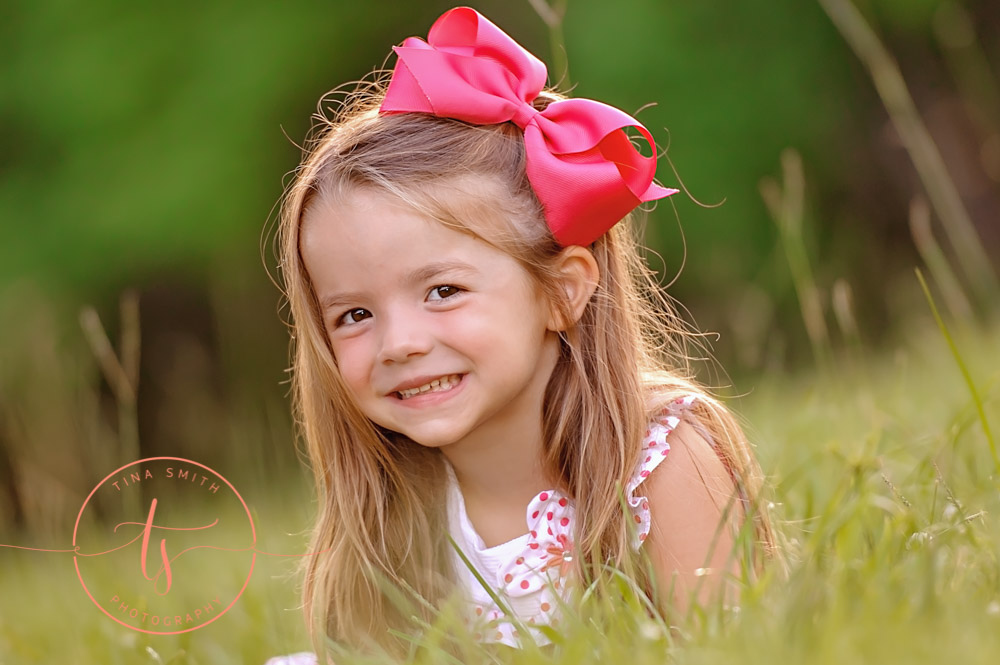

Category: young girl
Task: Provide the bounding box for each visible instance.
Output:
[269,6,773,662]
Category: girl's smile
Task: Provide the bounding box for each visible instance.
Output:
[299,186,562,454]
[391,373,466,401]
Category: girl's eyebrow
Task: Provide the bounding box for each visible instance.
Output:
[320,260,480,312]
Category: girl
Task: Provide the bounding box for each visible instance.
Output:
[270,6,773,662]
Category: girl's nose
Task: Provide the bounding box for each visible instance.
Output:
[376,310,432,364]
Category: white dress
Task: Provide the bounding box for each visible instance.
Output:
[445,395,694,647]
[265,395,697,661]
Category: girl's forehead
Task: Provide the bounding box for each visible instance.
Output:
[305,187,472,244]
[300,186,522,284]
[305,180,525,251]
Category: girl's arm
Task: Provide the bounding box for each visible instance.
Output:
[640,420,742,617]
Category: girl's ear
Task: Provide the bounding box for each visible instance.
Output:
[547,245,600,331]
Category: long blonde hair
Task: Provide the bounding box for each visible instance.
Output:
[275,76,774,658]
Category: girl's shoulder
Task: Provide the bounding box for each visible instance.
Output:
[627,393,717,548]
[628,391,748,607]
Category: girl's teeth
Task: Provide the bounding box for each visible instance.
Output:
[398,374,460,399]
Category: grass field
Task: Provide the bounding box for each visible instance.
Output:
[1,310,997,664]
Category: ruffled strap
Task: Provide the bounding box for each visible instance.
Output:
[627,394,699,548]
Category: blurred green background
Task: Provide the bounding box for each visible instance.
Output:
[4,0,998,367]
[1,0,999,661]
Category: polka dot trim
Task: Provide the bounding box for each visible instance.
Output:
[451,395,698,648]
[626,394,697,548]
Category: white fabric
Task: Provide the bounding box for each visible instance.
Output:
[446,395,695,647]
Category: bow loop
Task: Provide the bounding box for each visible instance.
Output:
[380,6,678,246]
[426,7,547,100]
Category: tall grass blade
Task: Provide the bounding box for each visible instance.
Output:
[915,268,998,473]
[909,197,973,322]
[818,0,999,312]
[527,0,571,88]
[760,149,833,371]
[446,535,538,650]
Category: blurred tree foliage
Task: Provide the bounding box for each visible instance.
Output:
[1,0,997,369]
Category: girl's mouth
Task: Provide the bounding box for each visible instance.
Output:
[396,374,464,400]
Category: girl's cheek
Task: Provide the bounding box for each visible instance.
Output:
[338,365,368,400]
[450,304,512,346]
[330,338,371,384]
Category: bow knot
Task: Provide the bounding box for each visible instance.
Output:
[511,102,541,130]
[380,7,678,246]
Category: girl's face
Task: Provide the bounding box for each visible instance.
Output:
[300,186,562,453]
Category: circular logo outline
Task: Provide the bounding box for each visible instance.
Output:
[73,456,257,634]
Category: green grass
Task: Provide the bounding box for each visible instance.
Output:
[0,476,315,664]
[2,317,998,664]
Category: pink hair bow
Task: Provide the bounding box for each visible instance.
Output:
[380,6,678,247]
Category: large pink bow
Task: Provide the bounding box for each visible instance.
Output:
[380,6,678,247]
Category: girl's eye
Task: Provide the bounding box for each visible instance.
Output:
[336,308,371,327]
[334,288,460,327]
[428,285,463,301]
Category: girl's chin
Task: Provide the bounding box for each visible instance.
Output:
[403,429,469,450]
[369,421,470,449]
